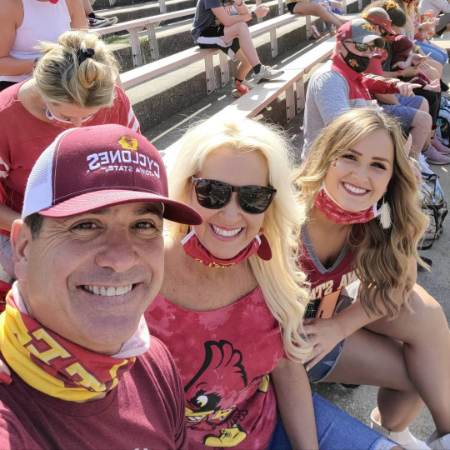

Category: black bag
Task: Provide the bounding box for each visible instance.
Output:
[418,173,448,250]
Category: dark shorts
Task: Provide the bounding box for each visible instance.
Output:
[196,26,240,60]
[306,281,360,383]
[287,2,297,13]
[0,81,16,92]
[380,94,423,133]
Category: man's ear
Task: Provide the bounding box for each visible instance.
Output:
[11,220,31,281]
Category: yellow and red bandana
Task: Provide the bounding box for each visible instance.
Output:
[0,288,146,402]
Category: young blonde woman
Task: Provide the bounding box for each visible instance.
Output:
[143,118,400,449]
[294,108,450,450]
[0,30,139,288]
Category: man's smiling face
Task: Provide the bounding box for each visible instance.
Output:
[12,202,165,355]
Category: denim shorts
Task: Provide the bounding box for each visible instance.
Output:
[306,281,360,383]
[381,94,423,133]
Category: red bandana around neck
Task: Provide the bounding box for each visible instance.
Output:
[314,184,378,225]
[181,229,271,268]
[0,286,150,401]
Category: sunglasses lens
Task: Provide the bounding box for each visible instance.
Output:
[239,187,275,214]
[195,180,231,209]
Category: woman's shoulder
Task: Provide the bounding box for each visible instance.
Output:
[0,0,22,29]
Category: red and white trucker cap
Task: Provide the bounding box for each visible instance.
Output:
[22,124,202,225]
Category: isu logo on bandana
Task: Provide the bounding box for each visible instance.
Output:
[118,136,138,151]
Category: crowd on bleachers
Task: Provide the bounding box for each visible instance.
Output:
[0,0,449,449]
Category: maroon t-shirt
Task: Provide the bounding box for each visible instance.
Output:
[299,227,357,318]
[145,287,283,449]
[0,337,186,450]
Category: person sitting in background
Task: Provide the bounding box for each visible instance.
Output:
[0,124,202,448]
[0,0,86,91]
[286,0,347,34]
[0,30,139,293]
[191,0,283,96]
[302,18,419,159]
[363,8,434,159]
[390,34,440,90]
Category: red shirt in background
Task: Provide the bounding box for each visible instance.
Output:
[0,337,186,450]
[0,82,140,236]
[145,287,284,449]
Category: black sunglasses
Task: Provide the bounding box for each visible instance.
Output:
[192,178,277,214]
[343,40,377,54]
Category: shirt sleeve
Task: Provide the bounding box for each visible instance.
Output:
[115,87,141,134]
[362,74,400,95]
[204,0,223,9]
[313,71,352,125]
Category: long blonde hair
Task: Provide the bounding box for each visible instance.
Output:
[35,30,118,108]
[168,117,312,361]
[293,109,428,318]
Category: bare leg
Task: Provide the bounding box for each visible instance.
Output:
[234,49,252,80]
[366,285,450,437]
[81,0,94,15]
[324,328,424,431]
[409,109,433,159]
[222,23,260,68]
[293,2,346,28]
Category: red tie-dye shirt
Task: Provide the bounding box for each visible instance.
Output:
[145,287,284,449]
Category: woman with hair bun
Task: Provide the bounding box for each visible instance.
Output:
[0,30,139,287]
[294,108,450,449]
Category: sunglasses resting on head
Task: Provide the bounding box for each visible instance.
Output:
[192,178,277,214]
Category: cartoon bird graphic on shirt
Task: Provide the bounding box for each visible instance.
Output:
[185,340,270,446]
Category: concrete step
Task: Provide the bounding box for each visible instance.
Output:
[128,0,366,135]
[128,16,315,133]
[105,0,284,72]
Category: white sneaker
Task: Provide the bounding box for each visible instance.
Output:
[370,409,431,450]
[418,152,435,176]
[427,431,450,449]
[252,65,284,83]
[241,79,256,90]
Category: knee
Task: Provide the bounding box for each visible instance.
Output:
[235,22,248,34]
[413,111,432,131]
[409,287,448,331]
[419,97,430,113]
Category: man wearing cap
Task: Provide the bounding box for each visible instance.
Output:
[363,8,434,160]
[0,124,202,449]
[302,18,419,158]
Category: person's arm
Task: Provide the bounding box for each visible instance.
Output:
[0,0,35,77]
[304,257,417,371]
[211,3,268,26]
[0,203,20,233]
[363,74,420,96]
[374,93,400,105]
[271,359,319,450]
[66,0,88,29]
[314,71,352,125]
[383,66,420,78]
[232,0,250,15]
